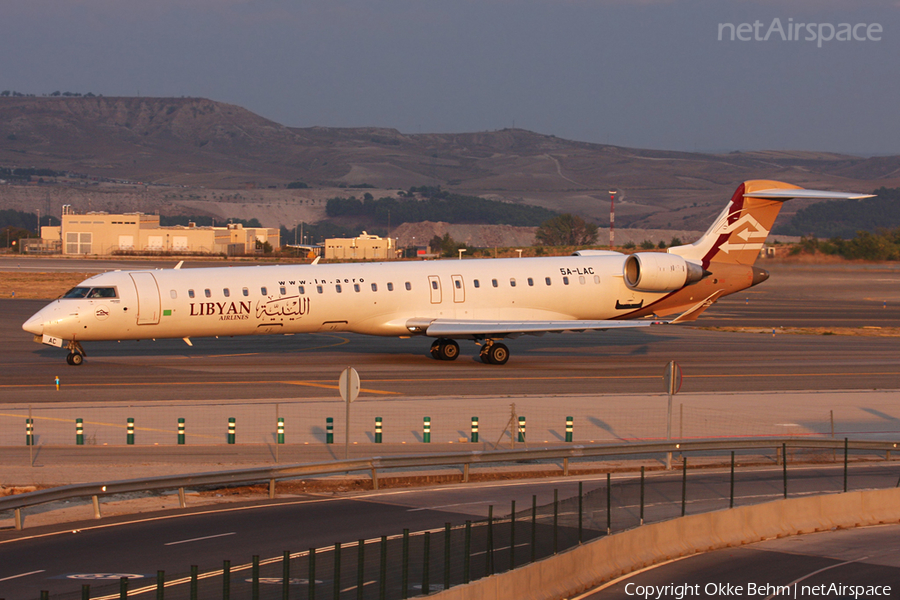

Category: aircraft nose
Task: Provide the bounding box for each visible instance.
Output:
[22,310,45,335]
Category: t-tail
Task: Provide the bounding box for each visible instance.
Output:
[669,180,873,268]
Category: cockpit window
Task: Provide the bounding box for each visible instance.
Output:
[63,287,117,299]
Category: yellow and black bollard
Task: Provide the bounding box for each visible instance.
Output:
[76,418,84,445]
[374,417,382,443]
[227,417,236,444]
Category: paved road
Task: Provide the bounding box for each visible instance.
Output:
[588,524,900,599]
[2,464,898,599]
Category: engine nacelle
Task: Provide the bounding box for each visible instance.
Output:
[623,253,705,292]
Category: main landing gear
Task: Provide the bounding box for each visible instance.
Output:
[428,338,510,365]
[65,341,86,366]
[430,339,460,361]
[479,340,509,365]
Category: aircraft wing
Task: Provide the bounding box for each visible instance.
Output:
[406,318,666,339]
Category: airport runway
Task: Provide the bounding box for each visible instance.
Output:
[4,261,900,403]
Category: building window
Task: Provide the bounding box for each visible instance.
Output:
[317,285,323,294]
[204,289,211,298]
[474,279,480,288]
[224,288,230,297]
[335,284,342,293]
[188,289,195,298]
[371,283,377,292]
[387,282,394,291]
[242,288,249,296]
[492,279,498,288]
[261,287,267,295]
[405,282,411,291]
[170,290,177,299]
[545,277,552,286]
[563,276,569,285]
[299,286,305,294]
[510,278,516,287]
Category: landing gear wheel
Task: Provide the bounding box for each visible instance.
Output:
[66,353,75,365]
[430,340,443,360]
[438,339,460,361]
[482,343,509,365]
[68,352,84,366]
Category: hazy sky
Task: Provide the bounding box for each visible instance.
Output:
[2,0,898,155]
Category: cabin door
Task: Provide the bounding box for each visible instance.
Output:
[428,275,442,304]
[129,272,161,325]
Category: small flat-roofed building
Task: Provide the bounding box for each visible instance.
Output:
[325,232,395,260]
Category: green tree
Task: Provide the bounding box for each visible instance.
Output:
[535,214,598,246]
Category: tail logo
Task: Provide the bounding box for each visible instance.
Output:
[715,212,769,255]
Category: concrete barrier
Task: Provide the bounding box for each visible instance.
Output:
[433,488,900,600]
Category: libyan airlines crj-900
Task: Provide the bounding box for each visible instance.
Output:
[23,180,872,366]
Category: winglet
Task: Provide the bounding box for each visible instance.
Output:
[174,261,184,270]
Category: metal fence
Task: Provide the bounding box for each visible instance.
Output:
[6,438,900,599]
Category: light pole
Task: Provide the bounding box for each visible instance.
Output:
[608,190,617,249]
[458,248,467,260]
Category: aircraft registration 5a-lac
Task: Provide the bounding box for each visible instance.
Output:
[23,180,871,366]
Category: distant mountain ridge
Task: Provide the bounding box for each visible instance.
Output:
[2,96,899,231]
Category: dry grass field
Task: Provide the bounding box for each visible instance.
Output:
[0,272,96,299]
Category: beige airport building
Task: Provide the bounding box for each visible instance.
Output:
[32,208,280,256]
[324,232,396,260]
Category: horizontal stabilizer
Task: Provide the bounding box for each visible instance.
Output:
[745,189,875,201]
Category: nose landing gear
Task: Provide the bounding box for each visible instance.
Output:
[65,341,86,366]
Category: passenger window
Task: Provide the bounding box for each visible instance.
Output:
[354,283,360,292]
[510,278,516,287]
[170,290,177,299]
[371,283,378,292]
[335,284,342,293]
[280,286,287,295]
[299,286,305,294]
[492,279,498,288]
[527,278,534,287]
[224,288,230,297]
[242,288,249,296]
[545,277,552,286]
[387,282,394,291]
[188,289,195,298]
[473,279,480,288]
[204,289,211,298]
[405,282,411,291]
[563,276,570,285]
[261,287,267,295]
[317,285,323,294]
[454,280,461,289]
[579,276,585,284]
[431,280,438,290]
[594,275,600,284]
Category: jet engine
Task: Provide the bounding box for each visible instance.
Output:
[623,253,705,292]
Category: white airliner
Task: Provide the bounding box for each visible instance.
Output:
[23,180,872,366]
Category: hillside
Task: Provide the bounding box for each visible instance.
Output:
[2,96,899,232]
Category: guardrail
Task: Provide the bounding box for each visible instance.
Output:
[2,437,897,531]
